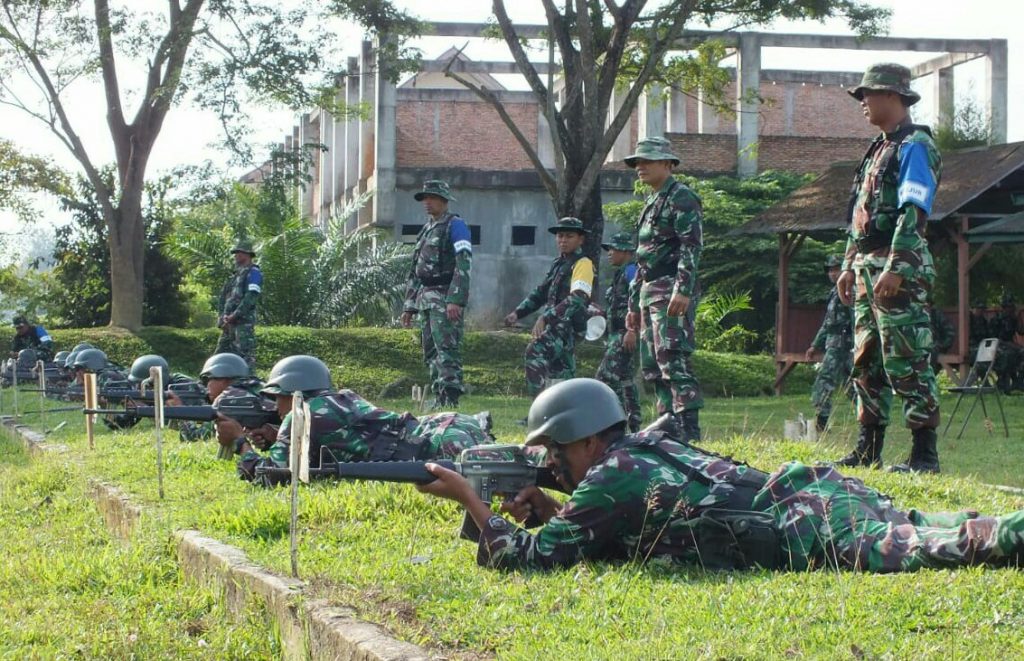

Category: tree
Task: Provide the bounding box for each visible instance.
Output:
[441,1,888,264]
[0,1,387,329]
[48,172,190,327]
[0,138,68,222]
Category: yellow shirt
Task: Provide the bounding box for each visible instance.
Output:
[570,257,594,297]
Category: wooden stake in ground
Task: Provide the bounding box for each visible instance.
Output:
[35,360,46,431]
[288,391,308,579]
[11,360,19,418]
[83,372,98,450]
[149,366,166,500]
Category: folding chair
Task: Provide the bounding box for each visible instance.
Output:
[943,338,1009,439]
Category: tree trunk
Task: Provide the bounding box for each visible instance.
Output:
[106,199,145,330]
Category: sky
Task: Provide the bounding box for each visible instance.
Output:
[1,0,1021,249]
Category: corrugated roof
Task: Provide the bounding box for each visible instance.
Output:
[965,210,1024,243]
[737,141,1024,235]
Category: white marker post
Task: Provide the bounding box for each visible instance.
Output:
[83,372,98,450]
[288,391,307,578]
[35,360,47,431]
[11,361,18,419]
[149,366,166,500]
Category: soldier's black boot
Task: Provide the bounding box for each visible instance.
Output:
[890,427,940,474]
[442,388,460,409]
[815,412,830,433]
[678,409,701,443]
[836,425,884,468]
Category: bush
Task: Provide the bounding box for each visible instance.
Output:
[0,326,813,397]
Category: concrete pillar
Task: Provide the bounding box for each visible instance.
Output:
[319,108,333,229]
[933,67,955,134]
[358,40,376,227]
[298,113,316,220]
[331,79,345,221]
[537,110,555,169]
[736,32,761,178]
[607,87,631,162]
[638,85,666,139]
[373,36,397,228]
[986,39,1008,144]
[344,58,359,232]
[666,88,687,133]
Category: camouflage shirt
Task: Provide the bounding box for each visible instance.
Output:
[219,263,263,324]
[476,431,762,570]
[238,390,488,479]
[11,325,54,361]
[811,288,853,352]
[605,263,637,333]
[514,249,594,327]
[403,212,472,312]
[842,122,942,286]
[990,309,1021,343]
[629,177,703,311]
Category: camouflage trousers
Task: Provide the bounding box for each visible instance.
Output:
[524,323,576,397]
[993,343,1023,390]
[596,331,641,432]
[852,264,939,429]
[414,411,492,459]
[755,462,1024,572]
[811,345,853,420]
[640,300,703,415]
[419,308,464,397]
[216,323,256,370]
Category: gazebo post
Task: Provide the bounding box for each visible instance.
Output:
[775,232,791,395]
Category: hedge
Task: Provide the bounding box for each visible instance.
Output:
[0,326,814,397]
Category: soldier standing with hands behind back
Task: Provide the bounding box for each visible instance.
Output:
[831,63,943,473]
[624,137,704,442]
[217,241,263,370]
[805,255,853,433]
[401,180,472,409]
[595,232,641,433]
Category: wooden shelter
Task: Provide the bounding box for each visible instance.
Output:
[735,141,1024,393]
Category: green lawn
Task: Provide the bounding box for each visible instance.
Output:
[4,389,1024,659]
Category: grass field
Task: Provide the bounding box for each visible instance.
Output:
[4,389,1024,659]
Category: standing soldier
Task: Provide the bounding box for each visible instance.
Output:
[217,241,262,370]
[623,137,704,442]
[990,294,1023,392]
[10,315,54,361]
[595,232,641,432]
[832,63,943,473]
[927,304,955,374]
[805,255,853,434]
[504,218,594,397]
[401,180,472,408]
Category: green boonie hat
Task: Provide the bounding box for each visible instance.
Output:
[231,240,257,257]
[848,62,920,106]
[624,136,680,168]
[601,231,637,252]
[12,315,28,326]
[825,254,843,269]
[414,180,455,202]
[548,217,588,235]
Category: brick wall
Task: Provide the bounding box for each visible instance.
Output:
[396,99,539,170]
[667,133,867,176]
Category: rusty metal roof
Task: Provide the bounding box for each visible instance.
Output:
[737,141,1024,235]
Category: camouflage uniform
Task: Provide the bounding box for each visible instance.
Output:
[475,431,1024,571]
[11,320,54,362]
[595,233,641,432]
[990,301,1022,392]
[843,120,942,431]
[629,174,704,417]
[810,285,853,426]
[512,218,594,396]
[237,389,490,481]
[928,307,955,372]
[217,257,262,370]
[403,181,472,405]
[178,377,266,444]
[969,305,991,349]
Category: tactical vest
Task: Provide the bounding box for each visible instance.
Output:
[846,123,933,253]
[546,251,591,335]
[606,266,634,333]
[222,263,261,320]
[638,178,683,282]
[411,213,459,287]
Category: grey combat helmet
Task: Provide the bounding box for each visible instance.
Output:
[72,348,109,373]
[53,350,70,365]
[525,378,627,446]
[64,350,81,369]
[200,353,250,381]
[129,354,170,384]
[260,355,332,396]
[71,342,94,353]
[16,349,37,367]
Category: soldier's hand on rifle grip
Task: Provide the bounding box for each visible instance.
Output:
[248,423,278,451]
[401,311,414,328]
[165,392,183,407]
[215,415,244,447]
[667,293,690,317]
[836,270,856,306]
[500,486,559,525]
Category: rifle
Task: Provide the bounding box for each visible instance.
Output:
[97,380,208,406]
[84,393,278,430]
[255,444,567,540]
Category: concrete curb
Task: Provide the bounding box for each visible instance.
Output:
[2,417,436,661]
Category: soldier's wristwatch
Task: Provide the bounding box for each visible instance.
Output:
[487,515,511,532]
